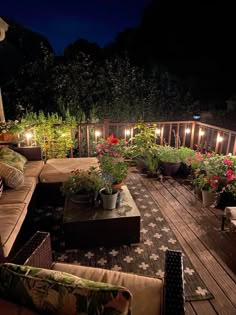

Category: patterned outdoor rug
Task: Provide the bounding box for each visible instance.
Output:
[32,179,214,302]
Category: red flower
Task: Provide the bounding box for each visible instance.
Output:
[109,134,119,144]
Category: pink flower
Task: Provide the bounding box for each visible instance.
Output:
[224,158,233,165]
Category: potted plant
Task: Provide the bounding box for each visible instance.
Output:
[61,166,104,204]
[98,155,128,189]
[198,174,220,206]
[100,182,118,210]
[128,122,159,172]
[95,134,126,160]
[158,145,181,176]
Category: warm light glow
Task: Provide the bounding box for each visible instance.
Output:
[95,130,101,137]
[199,130,205,136]
[185,128,191,134]
[125,129,131,136]
[25,132,33,146]
[217,135,223,142]
[155,128,161,135]
[25,132,33,140]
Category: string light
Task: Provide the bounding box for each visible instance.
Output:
[95,130,101,142]
[125,129,131,136]
[217,135,223,142]
[185,128,191,134]
[199,129,205,136]
[25,132,33,146]
[155,128,161,135]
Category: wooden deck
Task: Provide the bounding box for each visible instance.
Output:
[128,169,236,315]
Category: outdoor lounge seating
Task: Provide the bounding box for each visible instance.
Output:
[222,207,236,231]
[0,231,185,315]
[0,147,99,261]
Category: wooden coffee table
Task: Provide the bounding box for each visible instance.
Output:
[63,185,141,248]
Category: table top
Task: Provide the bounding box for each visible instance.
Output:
[63,185,140,224]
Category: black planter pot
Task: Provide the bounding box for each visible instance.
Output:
[160,161,181,176]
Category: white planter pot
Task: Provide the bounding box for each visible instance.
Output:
[100,189,118,210]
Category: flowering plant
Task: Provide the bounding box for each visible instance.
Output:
[197,174,220,193]
[95,134,126,158]
[0,120,21,135]
[61,166,104,196]
[187,151,204,170]
[99,155,128,184]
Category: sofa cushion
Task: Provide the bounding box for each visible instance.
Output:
[0,161,24,188]
[0,147,27,172]
[39,157,99,183]
[24,160,45,182]
[0,263,132,315]
[54,262,163,315]
[0,203,27,257]
[0,176,36,205]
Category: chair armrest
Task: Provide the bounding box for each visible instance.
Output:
[164,250,185,315]
[13,146,42,161]
[11,231,52,269]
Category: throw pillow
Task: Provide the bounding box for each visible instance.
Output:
[0,147,27,172]
[0,263,132,315]
[0,176,3,198]
[0,162,24,188]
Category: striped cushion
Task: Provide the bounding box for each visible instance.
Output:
[0,162,24,188]
[0,176,3,198]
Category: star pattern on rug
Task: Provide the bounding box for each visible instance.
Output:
[35,178,213,301]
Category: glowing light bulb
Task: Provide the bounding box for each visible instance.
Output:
[217,135,223,142]
[125,129,131,136]
[155,128,161,135]
[185,128,191,134]
[95,130,101,137]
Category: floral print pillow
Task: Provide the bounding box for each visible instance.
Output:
[0,147,27,172]
[0,263,132,315]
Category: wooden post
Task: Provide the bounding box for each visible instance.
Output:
[190,122,195,149]
[226,133,231,155]
[104,119,110,139]
[182,124,187,147]
[233,137,236,155]
[0,88,5,122]
[168,124,172,145]
[86,125,90,157]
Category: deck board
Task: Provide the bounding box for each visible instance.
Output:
[129,170,236,315]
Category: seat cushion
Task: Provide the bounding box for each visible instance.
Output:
[39,157,99,183]
[54,262,163,315]
[0,263,132,315]
[24,161,44,182]
[0,177,36,205]
[0,203,27,257]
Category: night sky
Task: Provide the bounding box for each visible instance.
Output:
[2,0,151,54]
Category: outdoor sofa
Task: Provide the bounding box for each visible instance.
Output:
[0,146,99,261]
[0,232,185,315]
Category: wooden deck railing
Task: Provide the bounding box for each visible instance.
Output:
[76,120,236,157]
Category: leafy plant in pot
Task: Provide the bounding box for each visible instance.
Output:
[158,145,181,176]
[98,155,128,189]
[61,166,104,204]
[128,122,159,172]
[100,182,118,210]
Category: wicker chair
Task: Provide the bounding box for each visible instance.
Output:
[10,231,185,315]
